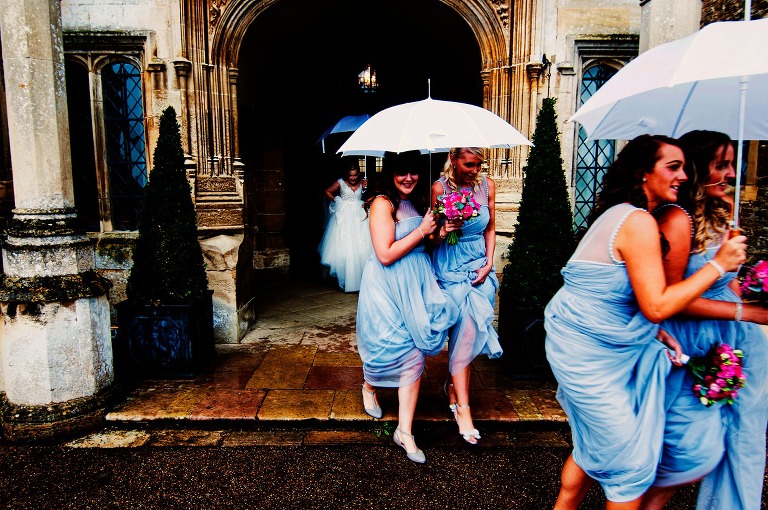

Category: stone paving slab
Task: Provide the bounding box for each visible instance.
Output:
[104,280,568,433]
[63,427,571,449]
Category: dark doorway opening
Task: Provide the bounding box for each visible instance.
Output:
[237,0,482,281]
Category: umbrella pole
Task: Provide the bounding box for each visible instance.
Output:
[732,77,748,231]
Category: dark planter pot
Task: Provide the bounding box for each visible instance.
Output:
[114,291,215,379]
[497,299,553,380]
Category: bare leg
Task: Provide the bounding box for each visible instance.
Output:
[605,499,641,510]
[640,486,679,510]
[393,378,425,462]
[451,365,477,435]
[397,378,420,440]
[554,454,594,510]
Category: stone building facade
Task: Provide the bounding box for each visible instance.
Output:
[0,0,764,439]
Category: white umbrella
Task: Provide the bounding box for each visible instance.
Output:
[317,114,370,153]
[337,97,532,157]
[569,18,768,227]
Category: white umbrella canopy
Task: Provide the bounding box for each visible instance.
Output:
[569,18,768,226]
[337,97,532,157]
[570,18,768,141]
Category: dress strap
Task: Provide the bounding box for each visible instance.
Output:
[609,206,646,265]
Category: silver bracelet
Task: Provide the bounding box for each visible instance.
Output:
[707,259,726,278]
[735,301,743,322]
[417,227,425,239]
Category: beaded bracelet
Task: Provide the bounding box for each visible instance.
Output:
[707,259,726,278]
[417,227,425,239]
[735,301,743,322]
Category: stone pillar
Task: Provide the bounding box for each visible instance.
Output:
[639,0,702,53]
[0,0,114,441]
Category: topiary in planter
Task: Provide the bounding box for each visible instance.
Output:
[126,106,208,304]
[116,106,213,378]
[499,98,575,378]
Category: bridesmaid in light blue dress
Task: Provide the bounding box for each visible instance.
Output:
[544,135,748,509]
[357,151,458,464]
[431,147,503,445]
[646,131,768,510]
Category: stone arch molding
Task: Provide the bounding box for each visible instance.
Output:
[210,0,508,73]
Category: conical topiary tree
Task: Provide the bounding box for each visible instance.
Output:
[501,97,574,309]
[126,106,208,304]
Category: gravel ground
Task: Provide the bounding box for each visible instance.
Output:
[0,442,708,509]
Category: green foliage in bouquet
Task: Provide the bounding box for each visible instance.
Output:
[500,98,575,309]
[126,106,208,304]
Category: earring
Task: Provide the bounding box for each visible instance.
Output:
[642,178,647,182]
[452,164,456,170]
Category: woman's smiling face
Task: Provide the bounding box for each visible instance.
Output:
[703,143,735,199]
[642,142,687,210]
[394,170,419,199]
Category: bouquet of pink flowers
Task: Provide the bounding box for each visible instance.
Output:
[682,343,746,407]
[433,190,482,245]
[740,260,768,305]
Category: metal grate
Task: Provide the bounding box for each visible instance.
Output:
[573,64,617,231]
[103,62,146,231]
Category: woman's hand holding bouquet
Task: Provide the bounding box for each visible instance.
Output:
[433,190,482,245]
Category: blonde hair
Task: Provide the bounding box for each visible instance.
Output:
[442,147,485,192]
[678,131,734,253]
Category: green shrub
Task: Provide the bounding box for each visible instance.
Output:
[126,106,208,304]
[500,98,575,309]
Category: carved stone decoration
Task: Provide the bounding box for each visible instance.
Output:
[490,0,509,29]
[210,0,229,27]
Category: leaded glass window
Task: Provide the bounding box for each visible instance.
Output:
[102,62,146,231]
[573,64,617,231]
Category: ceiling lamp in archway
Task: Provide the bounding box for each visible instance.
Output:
[358,64,378,93]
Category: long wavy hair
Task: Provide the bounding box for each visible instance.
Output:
[441,147,485,193]
[678,130,734,253]
[363,151,428,217]
[587,134,687,227]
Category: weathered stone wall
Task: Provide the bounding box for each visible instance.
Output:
[701,0,768,24]
[740,142,768,264]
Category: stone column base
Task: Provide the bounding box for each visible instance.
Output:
[0,385,121,443]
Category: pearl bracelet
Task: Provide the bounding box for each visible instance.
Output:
[707,259,726,278]
[417,227,425,239]
[735,301,743,322]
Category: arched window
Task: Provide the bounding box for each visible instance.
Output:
[65,60,100,231]
[102,62,146,231]
[65,53,147,232]
[573,64,617,231]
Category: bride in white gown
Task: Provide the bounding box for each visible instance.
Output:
[318,161,372,292]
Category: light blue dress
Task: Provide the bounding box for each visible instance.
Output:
[545,203,672,502]
[654,227,768,510]
[432,176,502,374]
[357,200,459,387]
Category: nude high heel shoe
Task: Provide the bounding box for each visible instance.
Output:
[361,384,382,419]
[393,428,426,464]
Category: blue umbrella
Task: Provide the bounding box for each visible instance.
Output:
[318,114,371,153]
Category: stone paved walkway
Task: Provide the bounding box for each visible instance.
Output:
[104,278,566,432]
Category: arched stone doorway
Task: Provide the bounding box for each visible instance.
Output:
[210,0,509,286]
[236,0,485,279]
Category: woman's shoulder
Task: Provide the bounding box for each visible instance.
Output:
[371,194,394,209]
[653,203,693,232]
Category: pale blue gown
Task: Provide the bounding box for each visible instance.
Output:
[357,199,459,387]
[545,203,673,502]
[432,176,502,374]
[654,221,768,510]
[318,178,372,292]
